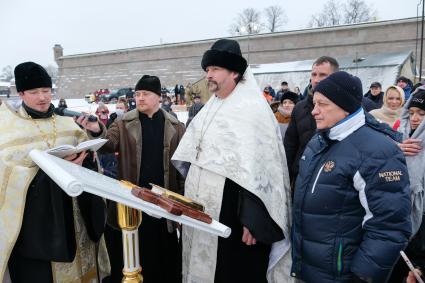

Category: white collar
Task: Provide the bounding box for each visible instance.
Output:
[329,108,365,141]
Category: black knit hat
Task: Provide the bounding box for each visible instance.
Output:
[135,75,161,96]
[201,39,247,75]
[14,62,52,92]
[408,90,425,111]
[280,91,299,104]
[314,71,363,114]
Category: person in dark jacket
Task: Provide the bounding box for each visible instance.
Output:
[179,84,185,104]
[58,97,68,108]
[161,96,178,119]
[267,84,276,99]
[186,95,204,127]
[362,81,384,112]
[99,98,129,181]
[274,81,289,102]
[284,56,339,189]
[397,76,414,100]
[291,71,412,283]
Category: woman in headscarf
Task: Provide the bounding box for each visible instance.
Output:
[390,90,425,282]
[369,85,405,127]
[274,91,299,138]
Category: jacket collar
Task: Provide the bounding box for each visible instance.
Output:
[122,108,180,125]
[328,108,365,141]
[326,107,403,142]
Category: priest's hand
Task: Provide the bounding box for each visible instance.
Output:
[242,226,257,245]
[64,151,88,166]
[407,269,423,283]
[75,114,101,134]
[399,138,422,156]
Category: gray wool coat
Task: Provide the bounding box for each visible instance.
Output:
[399,96,425,236]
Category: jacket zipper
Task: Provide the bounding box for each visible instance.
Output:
[311,164,325,193]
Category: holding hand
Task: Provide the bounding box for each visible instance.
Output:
[64,151,88,166]
[406,269,423,283]
[399,138,422,156]
[75,114,101,134]
[242,226,257,245]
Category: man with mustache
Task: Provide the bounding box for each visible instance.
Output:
[172,39,294,283]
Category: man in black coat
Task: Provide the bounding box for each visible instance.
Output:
[362,81,384,112]
[284,56,339,189]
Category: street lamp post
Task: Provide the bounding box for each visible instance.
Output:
[240,22,258,63]
[353,52,366,76]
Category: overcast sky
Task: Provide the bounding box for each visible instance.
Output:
[0,0,421,70]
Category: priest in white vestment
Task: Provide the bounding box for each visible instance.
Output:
[172,39,294,283]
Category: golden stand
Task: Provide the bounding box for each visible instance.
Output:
[117,203,143,283]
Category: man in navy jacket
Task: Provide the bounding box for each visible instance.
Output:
[291,71,412,283]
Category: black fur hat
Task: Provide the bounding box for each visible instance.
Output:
[135,75,161,96]
[14,62,52,92]
[201,39,247,75]
[280,91,299,104]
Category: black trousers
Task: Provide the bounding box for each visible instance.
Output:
[8,249,53,283]
[215,180,271,283]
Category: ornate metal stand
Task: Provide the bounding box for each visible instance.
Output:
[117,203,143,283]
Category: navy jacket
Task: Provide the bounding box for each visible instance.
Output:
[291,109,411,283]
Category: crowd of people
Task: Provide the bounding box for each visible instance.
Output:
[0,38,424,283]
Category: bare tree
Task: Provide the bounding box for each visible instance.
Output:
[343,0,373,24]
[309,0,375,28]
[264,5,287,32]
[229,8,262,35]
[309,0,342,28]
[44,64,58,83]
[0,65,13,81]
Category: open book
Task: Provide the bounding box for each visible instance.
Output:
[45,138,108,158]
